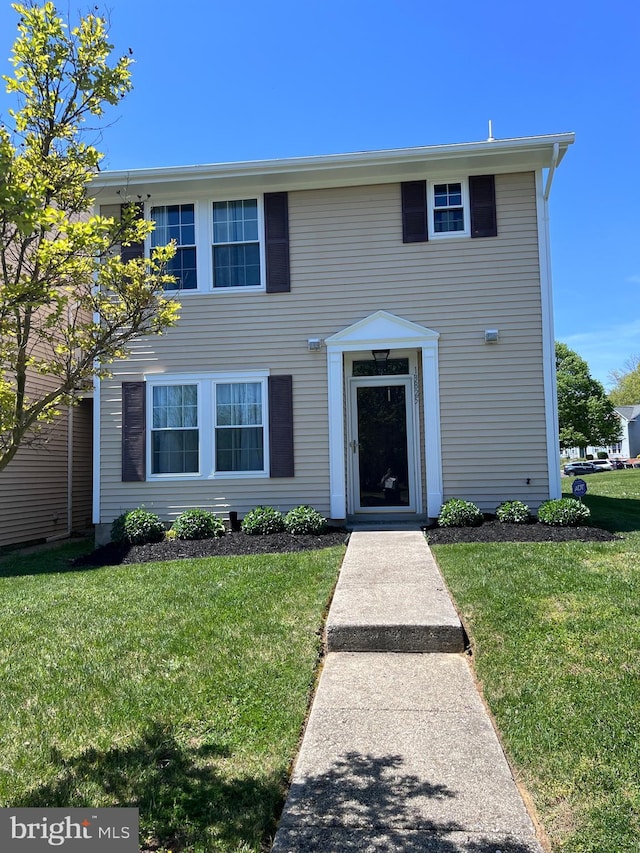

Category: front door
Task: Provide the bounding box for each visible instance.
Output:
[349,377,416,513]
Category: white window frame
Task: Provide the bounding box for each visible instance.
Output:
[213,378,268,475]
[148,380,202,478]
[210,195,266,293]
[149,201,199,292]
[145,196,266,294]
[427,178,470,239]
[145,372,270,481]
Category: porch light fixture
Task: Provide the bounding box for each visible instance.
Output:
[484,329,499,344]
[372,349,390,374]
[307,338,322,351]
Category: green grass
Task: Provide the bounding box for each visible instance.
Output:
[0,541,345,852]
[432,471,640,853]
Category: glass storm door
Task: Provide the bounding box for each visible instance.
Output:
[350,378,416,513]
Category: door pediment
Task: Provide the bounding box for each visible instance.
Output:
[325,311,439,351]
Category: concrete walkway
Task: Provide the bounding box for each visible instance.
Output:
[271,528,545,853]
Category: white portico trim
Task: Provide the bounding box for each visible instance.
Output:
[325,311,443,519]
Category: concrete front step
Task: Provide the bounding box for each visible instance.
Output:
[325,530,466,653]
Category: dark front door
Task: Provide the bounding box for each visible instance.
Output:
[351,378,415,512]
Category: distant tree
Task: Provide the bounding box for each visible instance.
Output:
[556,342,621,453]
[609,355,640,406]
[0,3,180,472]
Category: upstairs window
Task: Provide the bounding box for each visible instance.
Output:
[151,204,197,290]
[428,180,469,237]
[212,199,261,288]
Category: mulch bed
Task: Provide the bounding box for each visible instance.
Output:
[73,518,619,568]
[424,517,619,545]
[73,528,350,568]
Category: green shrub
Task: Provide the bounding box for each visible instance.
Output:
[284,505,327,535]
[597,451,609,459]
[121,508,165,545]
[110,512,128,544]
[172,509,225,540]
[438,498,483,528]
[537,498,591,526]
[496,500,530,524]
[241,506,285,535]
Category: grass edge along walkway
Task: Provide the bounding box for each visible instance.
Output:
[0,541,346,853]
[432,471,640,853]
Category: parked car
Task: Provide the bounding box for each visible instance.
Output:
[591,459,614,471]
[563,461,598,475]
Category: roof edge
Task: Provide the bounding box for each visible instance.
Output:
[92,133,575,187]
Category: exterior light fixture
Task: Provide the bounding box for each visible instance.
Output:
[484,329,499,344]
[307,338,322,351]
[372,349,390,374]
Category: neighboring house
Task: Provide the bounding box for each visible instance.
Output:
[565,406,640,460]
[615,406,640,458]
[91,133,574,543]
[0,393,93,550]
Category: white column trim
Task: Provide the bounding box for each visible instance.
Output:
[327,350,346,518]
[422,345,444,517]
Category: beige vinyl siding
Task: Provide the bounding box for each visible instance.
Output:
[99,171,548,521]
[0,404,69,548]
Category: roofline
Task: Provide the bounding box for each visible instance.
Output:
[92,133,575,188]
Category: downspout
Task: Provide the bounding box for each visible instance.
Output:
[543,142,560,201]
[537,151,562,499]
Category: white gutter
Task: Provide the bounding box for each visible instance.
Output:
[93,133,576,188]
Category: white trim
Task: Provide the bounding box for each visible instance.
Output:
[92,134,576,197]
[92,374,101,524]
[148,200,200,293]
[427,177,470,239]
[210,194,266,293]
[325,311,442,519]
[327,350,346,518]
[144,195,268,294]
[145,373,270,481]
[536,168,562,499]
[422,346,444,517]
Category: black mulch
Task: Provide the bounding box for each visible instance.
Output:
[73,528,350,568]
[424,516,619,545]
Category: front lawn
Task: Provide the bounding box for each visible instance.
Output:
[432,471,640,853]
[0,542,345,852]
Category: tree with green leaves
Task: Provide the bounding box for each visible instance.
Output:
[0,2,179,472]
[556,342,621,453]
[609,355,640,406]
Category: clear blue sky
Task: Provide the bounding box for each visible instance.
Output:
[1,0,638,388]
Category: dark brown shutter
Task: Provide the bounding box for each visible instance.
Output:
[469,175,497,238]
[265,192,290,293]
[269,375,294,477]
[120,203,145,261]
[401,181,428,243]
[122,381,146,481]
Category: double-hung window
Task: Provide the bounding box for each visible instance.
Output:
[427,179,469,238]
[215,382,265,472]
[151,384,199,474]
[212,199,261,288]
[151,203,197,290]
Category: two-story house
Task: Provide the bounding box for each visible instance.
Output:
[91,133,573,543]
